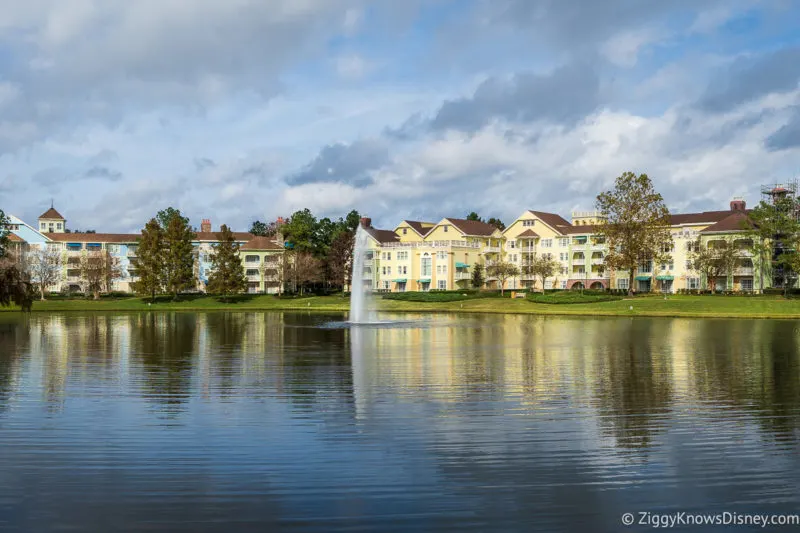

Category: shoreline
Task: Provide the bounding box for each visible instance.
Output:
[3,294,800,319]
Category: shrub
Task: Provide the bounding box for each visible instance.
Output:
[526,291,622,305]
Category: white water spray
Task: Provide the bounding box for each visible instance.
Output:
[349,226,374,324]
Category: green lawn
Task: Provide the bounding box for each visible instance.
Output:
[4,293,800,318]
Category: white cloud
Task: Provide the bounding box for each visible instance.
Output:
[334,54,372,79]
[600,28,663,68]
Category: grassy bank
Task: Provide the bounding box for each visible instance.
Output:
[4,293,800,318]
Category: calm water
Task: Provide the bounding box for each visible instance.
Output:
[1,312,799,532]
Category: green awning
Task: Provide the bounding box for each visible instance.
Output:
[656,275,674,281]
[635,275,651,281]
[392,279,407,283]
[455,262,469,268]
[417,279,431,283]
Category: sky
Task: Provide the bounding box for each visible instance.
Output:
[1,0,800,233]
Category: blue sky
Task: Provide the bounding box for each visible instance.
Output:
[1,0,800,232]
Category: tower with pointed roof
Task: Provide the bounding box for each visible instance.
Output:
[38,203,66,233]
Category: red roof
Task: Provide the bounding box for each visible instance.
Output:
[516,229,540,238]
[526,211,572,233]
[562,225,601,235]
[7,233,24,243]
[194,231,254,242]
[699,212,754,233]
[39,207,65,220]
[445,218,499,236]
[365,228,400,244]
[669,210,735,225]
[239,236,284,251]
[403,220,435,237]
[46,232,139,243]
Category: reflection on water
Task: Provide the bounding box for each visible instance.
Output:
[0,312,799,532]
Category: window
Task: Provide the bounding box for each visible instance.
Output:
[559,238,569,247]
[685,260,693,270]
[661,241,675,253]
[107,245,120,254]
[741,279,753,291]
[383,281,390,290]
[387,266,392,275]
[443,225,448,233]
[560,280,567,289]
[57,223,62,230]
[382,267,386,275]
[618,278,629,290]
[397,251,408,260]
[559,252,568,261]
[508,241,516,249]
[639,261,652,273]
[421,253,432,277]
[40,223,45,230]
[541,239,553,248]
[544,280,554,289]
[245,255,260,263]
[401,266,407,275]
[437,251,447,260]
[560,267,568,275]
[438,280,447,290]
[510,254,517,262]
[687,277,700,290]
[246,269,259,276]
[542,253,552,260]
[523,220,536,227]
[686,241,698,253]
[402,228,407,235]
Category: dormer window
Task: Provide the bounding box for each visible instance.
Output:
[402,228,407,235]
[443,226,448,233]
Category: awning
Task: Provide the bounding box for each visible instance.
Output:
[635,275,651,281]
[392,279,407,283]
[656,275,674,281]
[417,279,431,283]
[455,262,469,268]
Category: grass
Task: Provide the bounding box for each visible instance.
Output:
[526,290,623,304]
[4,293,800,319]
[382,290,498,302]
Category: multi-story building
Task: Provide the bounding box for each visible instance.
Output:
[4,208,285,295]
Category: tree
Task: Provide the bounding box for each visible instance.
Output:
[595,172,671,296]
[80,251,106,300]
[487,217,506,231]
[132,219,165,302]
[327,230,355,290]
[690,239,738,293]
[0,209,33,310]
[207,225,247,301]
[471,263,485,289]
[250,220,280,237]
[528,255,559,292]
[748,195,800,295]
[486,261,520,295]
[261,254,284,295]
[162,213,196,299]
[282,209,317,253]
[29,246,63,300]
[466,212,481,221]
[102,250,125,293]
[157,207,190,231]
[292,252,321,296]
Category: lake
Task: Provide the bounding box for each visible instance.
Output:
[0,312,799,532]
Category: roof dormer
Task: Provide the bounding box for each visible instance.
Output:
[38,205,66,234]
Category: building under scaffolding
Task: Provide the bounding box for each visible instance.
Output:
[761,180,800,289]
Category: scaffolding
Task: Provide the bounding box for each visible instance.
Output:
[761,179,800,289]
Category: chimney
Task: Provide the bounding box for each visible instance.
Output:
[276,217,285,226]
[360,217,372,228]
[201,219,211,233]
[730,198,746,212]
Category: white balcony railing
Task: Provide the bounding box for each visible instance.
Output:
[381,240,481,249]
[572,259,585,265]
[247,275,261,281]
[483,246,501,254]
[455,272,471,280]
[735,267,754,276]
[571,244,587,251]
[592,258,605,264]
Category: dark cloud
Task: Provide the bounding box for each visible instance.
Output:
[697,46,800,113]
[765,106,800,151]
[193,158,216,171]
[430,63,600,133]
[286,139,389,187]
[85,166,123,181]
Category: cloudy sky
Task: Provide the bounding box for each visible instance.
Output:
[2,0,800,232]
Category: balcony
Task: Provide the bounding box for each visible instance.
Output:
[735,267,754,276]
[483,246,501,254]
[247,275,261,282]
[572,259,585,265]
[592,257,605,265]
[455,271,471,280]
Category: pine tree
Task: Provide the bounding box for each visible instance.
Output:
[132,219,164,302]
[471,263,485,289]
[207,225,247,301]
[163,214,196,300]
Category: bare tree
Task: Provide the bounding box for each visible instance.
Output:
[80,251,106,299]
[292,252,321,296]
[29,246,63,300]
[102,250,125,293]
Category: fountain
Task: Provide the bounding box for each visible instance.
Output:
[349,225,374,324]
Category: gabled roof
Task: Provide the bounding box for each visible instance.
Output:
[562,225,600,235]
[670,210,735,226]
[699,212,754,234]
[444,218,499,236]
[240,236,284,251]
[516,229,540,238]
[365,228,400,244]
[7,233,24,243]
[526,211,573,234]
[45,232,140,243]
[39,207,65,220]
[401,220,435,237]
[193,231,254,242]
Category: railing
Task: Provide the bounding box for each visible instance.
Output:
[572,259,585,265]
[571,244,587,251]
[362,272,373,279]
[735,267,754,276]
[455,272,471,280]
[381,240,482,249]
[592,258,605,264]
[483,246,501,253]
[247,275,261,282]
